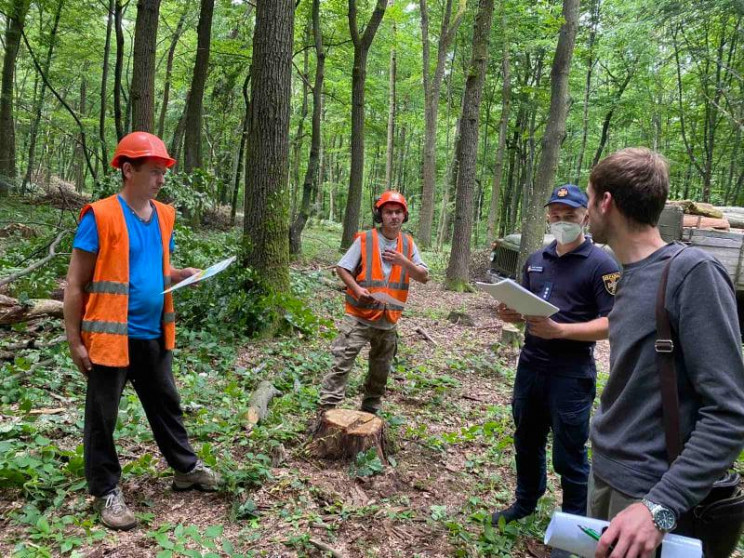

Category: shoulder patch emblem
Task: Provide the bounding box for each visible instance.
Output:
[527,265,543,273]
[557,187,569,198]
[602,272,621,296]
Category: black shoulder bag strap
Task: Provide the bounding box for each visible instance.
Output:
[655,247,686,464]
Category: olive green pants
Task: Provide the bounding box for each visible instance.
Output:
[587,471,639,520]
[319,318,398,413]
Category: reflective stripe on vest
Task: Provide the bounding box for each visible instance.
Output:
[81,320,128,335]
[85,281,129,295]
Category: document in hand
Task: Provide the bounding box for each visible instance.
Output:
[370,291,404,307]
[163,255,237,294]
[476,279,559,317]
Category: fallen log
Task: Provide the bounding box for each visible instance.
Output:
[414,326,436,345]
[0,229,70,288]
[0,295,64,325]
[311,409,386,462]
[308,538,344,558]
[242,380,280,431]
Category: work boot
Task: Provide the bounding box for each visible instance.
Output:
[94,487,137,531]
[172,460,221,492]
[490,502,534,526]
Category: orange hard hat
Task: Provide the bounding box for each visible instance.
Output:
[375,191,408,213]
[110,131,176,169]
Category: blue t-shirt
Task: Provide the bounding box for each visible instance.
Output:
[73,195,175,340]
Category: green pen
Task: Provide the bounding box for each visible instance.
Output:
[579,525,601,541]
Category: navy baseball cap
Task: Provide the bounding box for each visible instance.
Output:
[544,183,588,208]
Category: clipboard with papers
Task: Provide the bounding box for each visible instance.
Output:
[476,279,559,317]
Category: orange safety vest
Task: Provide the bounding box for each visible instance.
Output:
[345,229,414,324]
[78,194,176,367]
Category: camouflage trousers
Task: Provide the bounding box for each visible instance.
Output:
[319,318,398,413]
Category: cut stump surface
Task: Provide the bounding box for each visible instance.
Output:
[311,409,387,462]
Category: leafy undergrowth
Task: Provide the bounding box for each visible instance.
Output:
[3,199,739,557]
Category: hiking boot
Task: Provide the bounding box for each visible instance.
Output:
[94,487,137,531]
[172,460,221,492]
[490,502,534,526]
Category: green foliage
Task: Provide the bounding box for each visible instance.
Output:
[348,448,385,478]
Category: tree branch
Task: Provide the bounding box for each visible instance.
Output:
[0,230,70,288]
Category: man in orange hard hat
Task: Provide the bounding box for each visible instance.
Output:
[63,132,220,531]
[319,191,429,414]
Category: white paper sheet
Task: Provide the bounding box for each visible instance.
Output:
[370,291,404,307]
[544,511,702,558]
[476,279,559,317]
[162,255,236,294]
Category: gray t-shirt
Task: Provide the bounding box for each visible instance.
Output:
[337,231,427,330]
[590,243,744,517]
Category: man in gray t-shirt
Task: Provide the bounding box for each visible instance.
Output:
[319,191,428,414]
[586,148,744,557]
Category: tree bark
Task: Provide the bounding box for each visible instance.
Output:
[183,0,213,172]
[444,0,495,291]
[231,71,250,226]
[418,0,467,248]
[574,0,600,184]
[0,0,31,186]
[487,8,510,241]
[340,0,388,250]
[130,0,161,132]
[157,8,188,139]
[291,25,310,218]
[517,0,579,273]
[242,0,294,292]
[22,0,64,194]
[385,25,396,189]
[113,0,126,140]
[99,0,115,169]
[290,0,325,255]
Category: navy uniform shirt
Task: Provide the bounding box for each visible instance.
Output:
[519,238,620,378]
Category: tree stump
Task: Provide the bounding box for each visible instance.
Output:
[500,323,522,349]
[311,409,386,462]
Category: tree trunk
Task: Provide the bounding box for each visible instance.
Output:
[75,77,88,192]
[99,0,114,170]
[517,0,579,273]
[130,0,161,132]
[591,69,633,166]
[444,0,496,291]
[574,0,600,184]
[487,13,510,241]
[340,0,388,249]
[157,9,188,139]
[385,26,396,189]
[242,0,294,293]
[114,0,126,140]
[418,0,467,249]
[183,0,213,172]
[231,71,251,227]
[290,0,325,256]
[291,26,310,218]
[0,0,30,186]
[22,0,64,194]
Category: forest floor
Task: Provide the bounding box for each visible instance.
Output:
[0,193,730,558]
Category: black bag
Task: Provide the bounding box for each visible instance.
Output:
[656,251,744,557]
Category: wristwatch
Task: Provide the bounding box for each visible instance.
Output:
[641,498,677,532]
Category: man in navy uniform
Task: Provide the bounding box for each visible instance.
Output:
[491,185,620,549]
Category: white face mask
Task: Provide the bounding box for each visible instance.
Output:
[550,221,583,244]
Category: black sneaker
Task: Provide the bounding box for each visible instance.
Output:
[490,502,534,526]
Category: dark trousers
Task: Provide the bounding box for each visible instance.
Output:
[83,338,197,497]
[511,361,595,515]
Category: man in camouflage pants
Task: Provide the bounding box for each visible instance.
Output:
[320,191,429,414]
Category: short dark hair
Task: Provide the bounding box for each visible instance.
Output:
[589,147,669,227]
[118,156,146,180]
